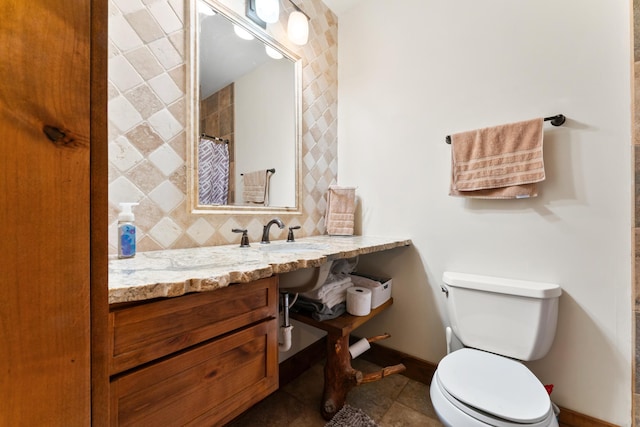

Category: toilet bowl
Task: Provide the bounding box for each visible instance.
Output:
[431,272,562,427]
[430,348,558,427]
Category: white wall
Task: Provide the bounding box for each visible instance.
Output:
[336,0,632,424]
[235,59,296,207]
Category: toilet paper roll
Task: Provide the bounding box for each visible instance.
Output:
[349,337,371,359]
[346,287,372,316]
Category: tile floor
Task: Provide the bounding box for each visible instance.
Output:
[227,358,444,427]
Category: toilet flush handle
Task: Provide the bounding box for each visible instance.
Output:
[440,286,449,297]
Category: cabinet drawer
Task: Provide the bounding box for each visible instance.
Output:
[109,276,277,375]
[110,319,278,427]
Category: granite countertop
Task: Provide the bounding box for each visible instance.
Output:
[108,235,411,304]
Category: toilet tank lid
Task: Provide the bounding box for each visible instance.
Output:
[443,272,561,299]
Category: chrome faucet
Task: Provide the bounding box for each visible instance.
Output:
[261,218,285,244]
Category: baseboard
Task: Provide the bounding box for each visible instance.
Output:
[556,407,620,427]
[279,337,618,427]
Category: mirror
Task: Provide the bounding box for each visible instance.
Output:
[188,0,302,213]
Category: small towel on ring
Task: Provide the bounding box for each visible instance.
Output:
[325,185,356,235]
[449,118,545,199]
[242,169,271,205]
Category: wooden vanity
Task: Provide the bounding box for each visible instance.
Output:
[108,277,278,426]
[107,235,410,425]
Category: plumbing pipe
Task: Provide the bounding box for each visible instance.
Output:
[279,292,294,352]
[279,325,293,352]
[282,292,290,327]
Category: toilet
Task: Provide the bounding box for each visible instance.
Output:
[430,272,562,427]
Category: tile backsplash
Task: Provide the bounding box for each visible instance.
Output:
[107,0,338,254]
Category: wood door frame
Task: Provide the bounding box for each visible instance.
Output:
[90,0,110,424]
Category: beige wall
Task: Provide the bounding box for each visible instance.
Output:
[107,0,337,253]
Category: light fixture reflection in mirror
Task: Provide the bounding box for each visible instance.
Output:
[189,0,302,213]
[265,45,283,59]
[256,0,279,23]
[233,24,254,40]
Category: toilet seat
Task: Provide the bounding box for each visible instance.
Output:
[434,348,555,427]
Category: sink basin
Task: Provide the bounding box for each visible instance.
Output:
[258,242,329,254]
[258,242,333,293]
[278,260,333,293]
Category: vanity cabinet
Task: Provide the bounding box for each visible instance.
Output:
[108,277,279,426]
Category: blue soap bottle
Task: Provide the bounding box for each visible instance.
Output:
[118,202,139,259]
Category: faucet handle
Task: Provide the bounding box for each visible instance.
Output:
[232,228,250,247]
[287,226,301,242]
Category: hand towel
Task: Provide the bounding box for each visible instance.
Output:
[449,118,545,199]
[242,169,271,205]
[325,185,356,235]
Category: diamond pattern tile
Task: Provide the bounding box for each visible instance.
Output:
[108,0,337,252]
[187,218,216,245]
[148,144,183,176]
[109,176,145,206]
[148,180,184,213]
[109,135,144,172]
[149,217,183,247]
[109,54,144,92]
[148,72,183,104]
[147,108,183,140]
[148,0,183,34]
[109,14,144,52]
[109,95,143,132]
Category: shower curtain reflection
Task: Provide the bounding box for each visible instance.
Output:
[198,137,230,205]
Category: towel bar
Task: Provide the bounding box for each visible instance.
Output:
[241,168,275,176]
[200,133,229,144]
[445,114,566,144]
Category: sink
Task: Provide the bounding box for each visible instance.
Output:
[258,242,333,293]
[258,242,329,254]
[278,260,333,293]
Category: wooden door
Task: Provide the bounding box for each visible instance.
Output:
[0,0,108,425]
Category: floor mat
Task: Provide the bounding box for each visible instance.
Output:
[324,404,378,427]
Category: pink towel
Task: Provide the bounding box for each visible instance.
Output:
[449,118,545,199]
[325,186,356,235]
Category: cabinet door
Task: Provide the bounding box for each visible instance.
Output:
[110,318,278,427]
[0,0,99,424]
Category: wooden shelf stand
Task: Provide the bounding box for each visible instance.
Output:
[290,298,406,420]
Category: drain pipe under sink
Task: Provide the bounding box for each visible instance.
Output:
[279,292,295,352]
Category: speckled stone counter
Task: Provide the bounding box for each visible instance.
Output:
[108,235,411,304]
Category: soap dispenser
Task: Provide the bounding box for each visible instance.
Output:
[118,202,139,259]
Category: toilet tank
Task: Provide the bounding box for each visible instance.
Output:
[442,272,562,361]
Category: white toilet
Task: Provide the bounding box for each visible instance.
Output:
[430,272,562,427]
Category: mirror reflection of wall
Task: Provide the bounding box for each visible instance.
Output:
[195,1,298,209]
[234,59,295,207]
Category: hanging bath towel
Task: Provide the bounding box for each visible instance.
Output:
[198,137,230,205]
[449,118,545,199]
